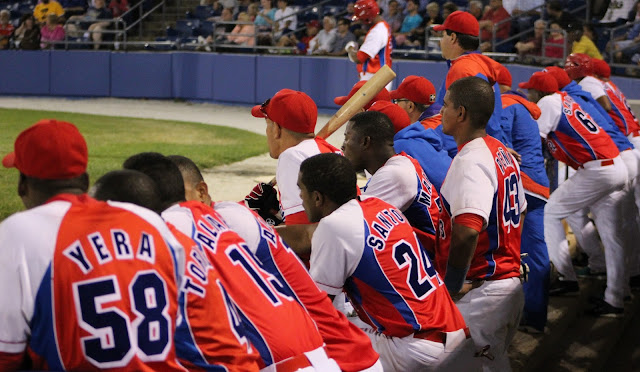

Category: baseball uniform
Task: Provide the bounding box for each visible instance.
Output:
[170,225,260,371]
[213,201,382,372]
[600,78,640,145]
[362,153,441,257]
[0,194,185,371]
[277,137,341,225]
[358,20,392,89]
[393,123,452,192]
[537,91,629,308]
[162,201,338,371]
[501,91,551,332]
[438,135,527,372]
[310,195,479,371]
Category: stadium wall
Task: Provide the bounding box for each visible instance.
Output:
[1,50,639,108]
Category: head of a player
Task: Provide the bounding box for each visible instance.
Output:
[389,75,437,122]
[591,58,611,81]
[167,154,212,205]
[518,71,559,104]
[433,11,480,60]
[298,153,358,223]
[334,80,391,111]
[252,89,317,159]
[91,169,163,213]
[2,119,89,209]
[440,76,494,141]
[342,109,398,173]
[543,66,572,90]
[352,0,380,26]
[564,53,593,81]
[123,152,186,211]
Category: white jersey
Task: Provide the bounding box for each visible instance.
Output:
[362,154,418,211]
[579,76,607,100]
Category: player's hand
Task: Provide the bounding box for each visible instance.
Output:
[244,182,283,226]
[508,147,522,164]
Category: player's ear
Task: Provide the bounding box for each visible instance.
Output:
[312,190,323,207]
[457,104,467,122]
[195,181,211,203]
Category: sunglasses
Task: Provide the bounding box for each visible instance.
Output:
[260,98,271,119]
[392,99,410,104]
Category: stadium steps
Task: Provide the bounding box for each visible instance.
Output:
[508,277,640,371]
[137,0,201,39]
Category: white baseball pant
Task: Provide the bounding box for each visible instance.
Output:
[455,277,524,372]
[259,346,341,372]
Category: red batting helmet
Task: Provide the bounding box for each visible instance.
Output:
[353,0,379,23]
[564,53,593,80]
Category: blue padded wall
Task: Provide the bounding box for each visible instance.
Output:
[172,52,216,100]
[212,54,256,103]
[256,55,301,103]
[50,51,110,96]
[111,52,172,98]
[300,57,358,109]
[0,51,50,95]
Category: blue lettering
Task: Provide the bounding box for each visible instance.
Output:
[63,241,93,274]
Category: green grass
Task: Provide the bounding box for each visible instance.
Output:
[0,108,268,220]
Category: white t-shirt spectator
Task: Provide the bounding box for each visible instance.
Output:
[274,6,297,32]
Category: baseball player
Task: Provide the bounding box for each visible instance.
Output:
[299,153,479,371]
[520,71,629,317]
[342,108,441,257]
[91,169,261,371]
[438,77,526,372]
[124,152,340,371]
[433,10,508,156]
[251,89,341,226]
[168,155,384,372]
[0,120,186,371]
[495,66,551,333]
[334,80,391,110]
[346,0,393,90]
[389,75,441,130]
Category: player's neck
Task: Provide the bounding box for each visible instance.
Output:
[454,127,486,148]
[367,147,395,175]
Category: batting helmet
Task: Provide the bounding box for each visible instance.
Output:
[591,58,611,79]
[564,53,593,80]
[353,0,379,23]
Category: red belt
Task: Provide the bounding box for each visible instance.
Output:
[275,353,312,372]
[414,327,471,344]
[600,159,614,166]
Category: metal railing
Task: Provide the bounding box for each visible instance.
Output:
[54,17,127,50]
[121,0,166,38]
[605,19,640,70]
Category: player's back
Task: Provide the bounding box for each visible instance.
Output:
[0,194,185,371]
[213,201,381,372]
[162,201,325,367]
[603,80,640,136]
[336,196,467,338]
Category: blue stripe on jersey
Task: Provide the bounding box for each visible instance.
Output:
[555,117,599,160]
[378,47,385,68]
[402,173,436,235]
[30,264,65,371]
[349,220,421,331]
[484,193,499,278]
[343,277,386,332]
[548,131,583,165]
[611,104,629,133]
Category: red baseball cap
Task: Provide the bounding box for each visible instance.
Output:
[334,80,391,109]
[252,89,317,133]
[496,64,512,87]
[432,11,479,37]
[390,75,436,105]
[591,58,611,78]
[2,119,88,179]
[518,71,559,93]
[543,66,572,89]
[368,100,411,133]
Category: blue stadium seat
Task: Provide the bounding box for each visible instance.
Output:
[176,19,199,37]
[192,5,214,20]
[197,20,214,36]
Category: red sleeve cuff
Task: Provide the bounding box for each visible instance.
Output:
[0,351,27,371]
[454,213,484,232]
[357,51,370,64]
[284,211,310,225]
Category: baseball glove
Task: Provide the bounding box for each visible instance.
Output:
[244,182,283,226]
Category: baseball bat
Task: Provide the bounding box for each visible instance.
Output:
[315,65,397,140]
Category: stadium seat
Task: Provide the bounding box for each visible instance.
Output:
[197,20,214,37]
[176,19,199,37]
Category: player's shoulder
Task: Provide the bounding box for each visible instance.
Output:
[317,199,362,234]
[279,138,321,163]
[0,201,71,244]
[537,92,562,109]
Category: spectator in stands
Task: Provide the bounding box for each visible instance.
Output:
[276,19,317,53]
[308,16,336,55]
[395,0,423,48]
[247,2,258,21]
[220,0,237,11]
[468,0,483,20]
[479,0,511,52]
[442,2,458,20]
[544,20,565,58]
[568,21,603,59]
[0,10,14,50]
[545,0,576,30]
[226,11,255,46]
[66,0,112,49]
[34,0,65,24]
[13,14,40,50]
[629,1,640,22]
[425,2,443,30]
[329,18,355,56]
[40,13,64,48]
[255,0,276,30]
[504,0,544,16]
[59,0,88,17]
[383,0,404,33]
[610,20,640,63]
[108,0,128,18]
[273,0,296,36]
[600,0,634,25]
[515,19,545,56]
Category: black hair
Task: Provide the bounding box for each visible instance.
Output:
[445,29,480,51]
[338,18,351,26]
[123,152,186,210]
[299,153,357,206]
[349,111,395,146]
[22,173,89,198]
[448,76,494,129]
[413,102,428,112]
[167,155,204,187]
[547,0,563,12]
[92,169,162,213]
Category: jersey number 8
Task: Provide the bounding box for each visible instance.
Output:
[73,270,171,368]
